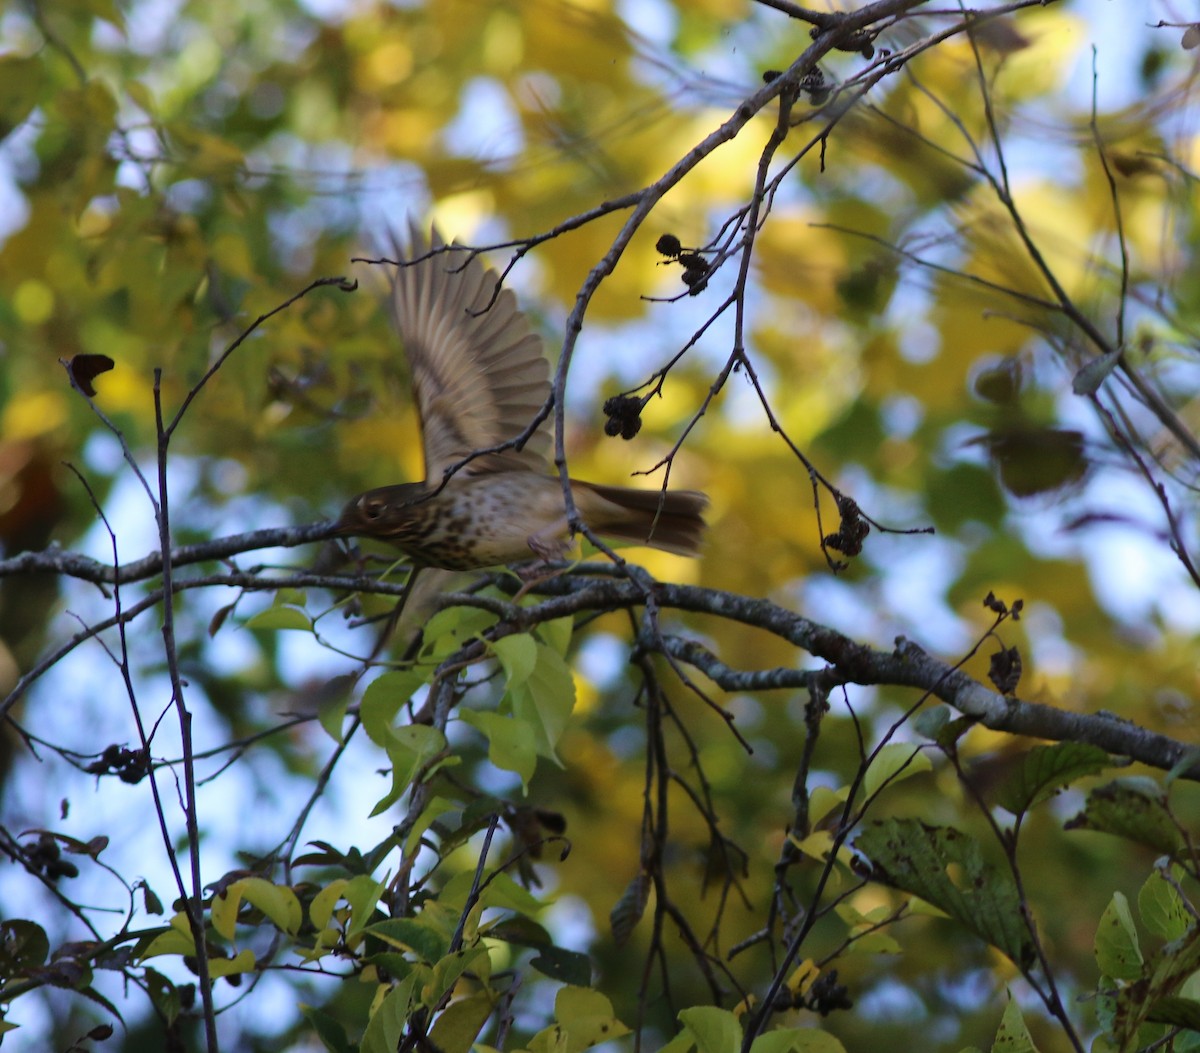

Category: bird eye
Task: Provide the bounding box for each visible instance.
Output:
[360,497,384,520]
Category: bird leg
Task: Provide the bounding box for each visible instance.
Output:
[508,524,576,601]
[525,525,571,562]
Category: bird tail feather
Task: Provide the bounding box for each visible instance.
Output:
[574,482,708,557]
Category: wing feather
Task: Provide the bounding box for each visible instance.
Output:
[390,223,552,480]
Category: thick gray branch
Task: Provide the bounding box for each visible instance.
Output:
[0,522,337,586]
[3,538,1195,779]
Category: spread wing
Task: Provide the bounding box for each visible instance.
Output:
[390,222,552,481]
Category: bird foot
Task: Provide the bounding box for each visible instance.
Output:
[511,560,564,602]
[526,532,569,562]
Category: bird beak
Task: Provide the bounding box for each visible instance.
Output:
[330,498,361,537]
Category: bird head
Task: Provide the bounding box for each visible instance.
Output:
[333,483,431,539]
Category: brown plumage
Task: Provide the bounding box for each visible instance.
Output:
[334,225,707,571]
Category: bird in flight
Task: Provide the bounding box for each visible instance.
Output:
[334,225,708,571]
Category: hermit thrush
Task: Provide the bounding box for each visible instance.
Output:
[334,225,707,570]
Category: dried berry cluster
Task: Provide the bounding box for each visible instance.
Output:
[603,394,645,440]
[86,744,150,784]
[656,233,711,295]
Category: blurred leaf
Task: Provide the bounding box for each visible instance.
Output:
[362,975,417,1053]
[926,463,1006,532]
[372,725,448,815]
[678,1006,741,1053]
[610,870,650,947]
[0,920,49,970]
[750,1030,847,1053]
[530,945,592,986]
[429,994,495,1053]
[300,1005,354,1053]
[1147,996,1200,1029]
[461,710,537,787]
[854,819,1036,968]
[527,986,629,1053]
[994,743,1110,816]
[861,744,931,799]
[207,949,256,977]
[367,918,448,964]
[360,670,427,748]
[1072,347,1124,396]
[0,55,46,140]
[1065,779,1186,855]
[1138,869,1190,942]
[993,995,1040,1053]
[1094,893,1143,981]
[973,357,1023,404]
[244,606,311,631]
[974,426,1087,497]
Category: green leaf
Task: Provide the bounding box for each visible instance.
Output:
[1072,345,1124,396]
[994,743,1110,816]
[236,877,303,935]
[1095,893,1143,980]
[422,606,498,659]
[0,56,46,140]
[911,705,952,740]
[529,944,592,986]
[993,994,1040,1053]
[846,931,901,954]
[537,615,575,655]
[983,426,1086,497]
[1167,747,1200,785]
[425,947,492,1008]
[143,967,182,1026]
[300,1004,355,1053]
[371,725,448,816]
[861,743,931,799]
[210,884,238,942]
[1147,996,1200,1030]
[139,913,197,960]
[750,1029,847,1053]
[429,994,496,1053]
[0,920,49,970]
[528,986,629,1053]
[244,606,311,631]
[342,875,387,938]
[309,879,349,931]
[403,796,459,858]
[318,692,350,743]
[442,868,547,916]
[360,670,427,747]
[361,975,418,1053]
[461,710,537,787]
[807,786,848,828]
[208,948,256,977]
[508,641,576,763]
[1065,779,1186,855]
[1106,920,1200,1046]
[492,633,537,686]
[679,1006,742,1053]
[486,915,553,947]
[1139,869,1190,941]
[366,917,450,964]
[854,819,1036,968]
[362,952,415,982]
